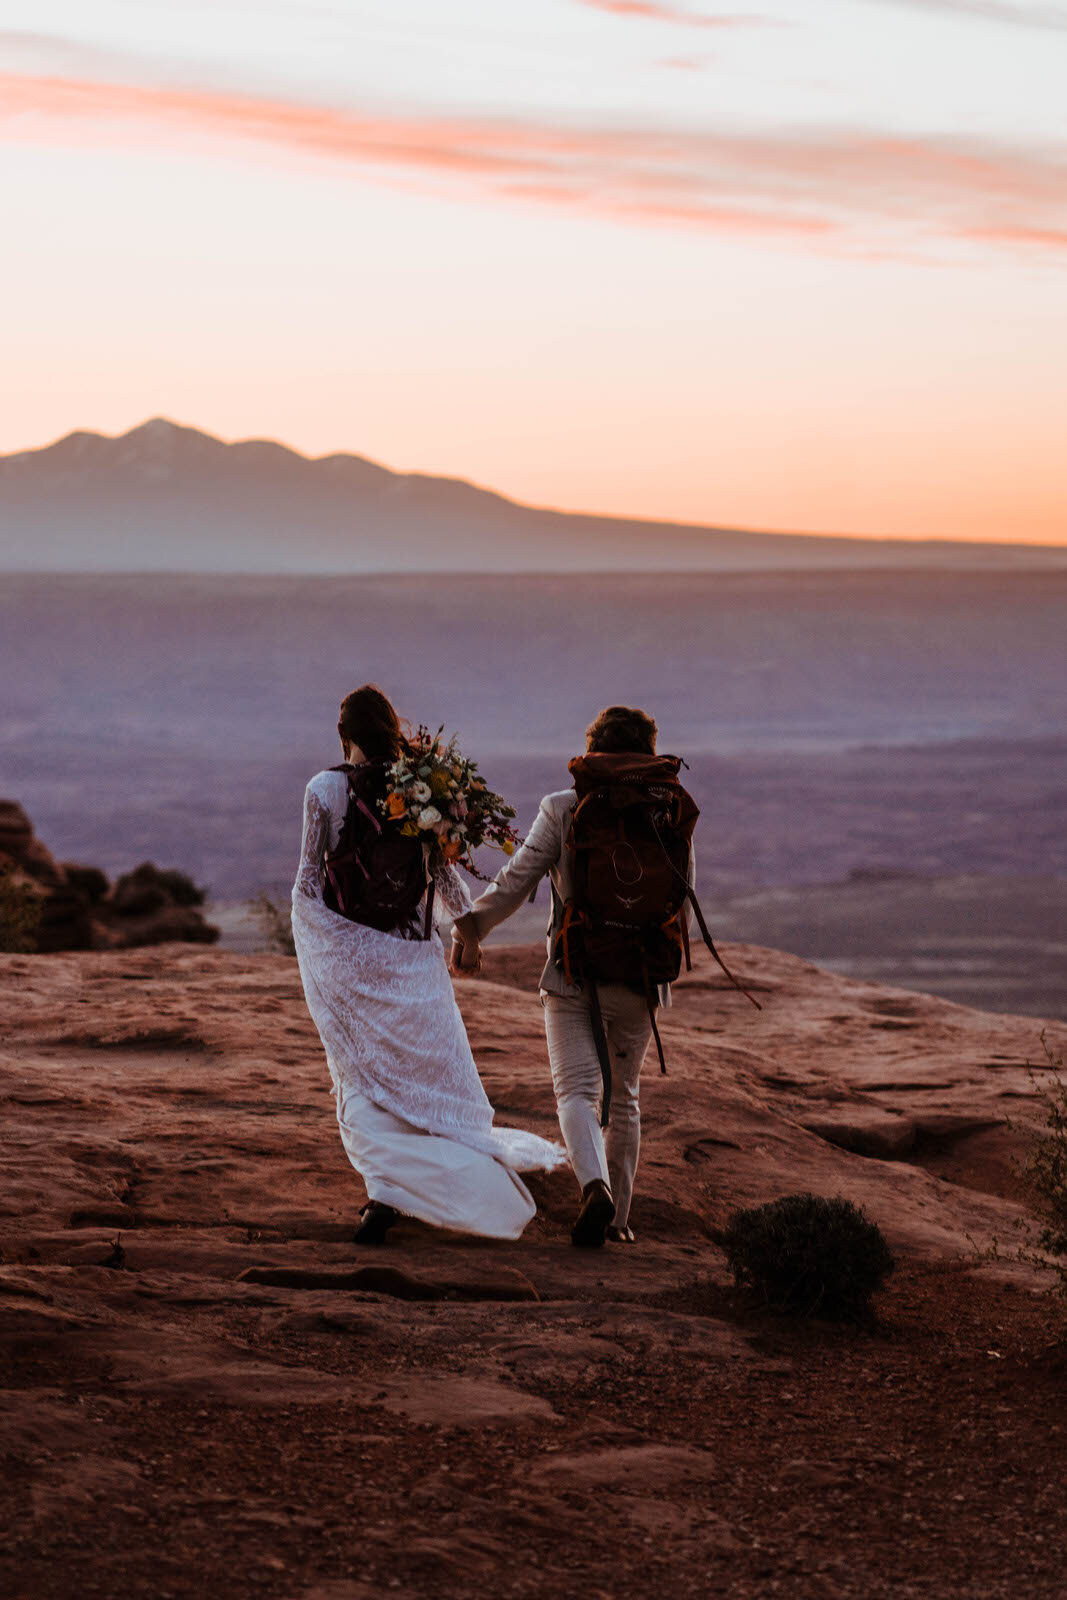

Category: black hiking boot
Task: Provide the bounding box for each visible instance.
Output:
[571,1179,615,1248]
[353,1201,398,1245]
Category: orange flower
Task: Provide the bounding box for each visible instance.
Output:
[442,839,463,862]
[385,792,407,818]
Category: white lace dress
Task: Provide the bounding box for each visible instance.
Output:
[291,768,564,1238]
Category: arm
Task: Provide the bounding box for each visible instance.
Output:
[467,795,565,939]
[292,781,333,902]
[431,858,474,922]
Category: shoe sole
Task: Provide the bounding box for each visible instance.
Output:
[571,1192,615,1249]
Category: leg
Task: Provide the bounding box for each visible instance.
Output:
[600,986,653,1235]
[542,993,615,1247]
[542,993,610,1192]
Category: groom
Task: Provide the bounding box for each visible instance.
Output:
[452,705,692,1249]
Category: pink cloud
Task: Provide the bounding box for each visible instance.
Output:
[2,71,1066,253]
[575,0,766,23]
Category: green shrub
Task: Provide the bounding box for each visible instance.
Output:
[1016,1037,1067,1299]
[0,864,42,953]
[718,1192,895,1319]
[253,893,296,957]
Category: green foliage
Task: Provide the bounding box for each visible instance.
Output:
[253,893,296,957]
[1018,1036,1067,1299]
[0,864,42,953]
[718,1192,895,1320]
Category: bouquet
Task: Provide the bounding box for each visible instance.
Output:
[379,725,520,876]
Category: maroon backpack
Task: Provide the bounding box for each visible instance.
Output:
[322,763,434,939]
[554,752,759,1123]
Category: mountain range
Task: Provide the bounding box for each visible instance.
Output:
[1,417,1064,573]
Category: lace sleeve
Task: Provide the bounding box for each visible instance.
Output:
[431,860,474,922]
[293,784,333,901]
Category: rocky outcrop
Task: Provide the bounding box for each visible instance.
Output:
[1,944,1065,1598]
[0,799,217,951]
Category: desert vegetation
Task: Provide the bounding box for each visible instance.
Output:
[716,1193,895,1320]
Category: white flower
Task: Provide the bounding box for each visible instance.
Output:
[418,806,442,828]
[412,780,431,803]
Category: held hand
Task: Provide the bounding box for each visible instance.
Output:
[450,932,482,977]
[450,914,483,977]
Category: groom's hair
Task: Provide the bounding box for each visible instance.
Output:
[585,705,657,755]
[338,684,404,764]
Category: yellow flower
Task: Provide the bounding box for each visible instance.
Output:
[400,821,419,837]
[502,839,516,855]
[429,769,451,798]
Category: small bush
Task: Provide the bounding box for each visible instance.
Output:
[0,864,42,953]
[1009,1036,1067,1300]
[718,1192,895,1319]
[253,893,296,957]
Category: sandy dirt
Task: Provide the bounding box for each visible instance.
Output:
[2,942,1066,1598]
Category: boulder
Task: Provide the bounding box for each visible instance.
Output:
[0,801,218,952]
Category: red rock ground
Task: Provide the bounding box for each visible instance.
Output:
[1,942,1066,1599]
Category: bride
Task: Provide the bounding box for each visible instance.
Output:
[291,684,563,1244]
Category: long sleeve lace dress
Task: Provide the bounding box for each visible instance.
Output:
[291,768,564,1238]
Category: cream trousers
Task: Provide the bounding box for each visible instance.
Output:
[542,985,653,1231]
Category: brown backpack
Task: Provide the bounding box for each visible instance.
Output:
[553,752,759,1124]
[322,763,435,939]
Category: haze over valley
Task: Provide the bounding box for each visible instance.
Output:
[3,567,1064,1018]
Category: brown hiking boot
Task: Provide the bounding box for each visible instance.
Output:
[571,1179,615,1248]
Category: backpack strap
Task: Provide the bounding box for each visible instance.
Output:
[556,900,585,987]
[684,885,762,1010]
[423,873,436,942]
[645,810,761,1010]
[587,979,613,1128]
[680,909,692,973]
[642,961,667,1076]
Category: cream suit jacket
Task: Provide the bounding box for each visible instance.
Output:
[468,788,694,1005]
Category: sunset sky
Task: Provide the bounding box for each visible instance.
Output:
[2,0,1065,543]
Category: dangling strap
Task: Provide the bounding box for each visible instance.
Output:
[685,886,762,1010]
[355,797,382,833]
[587,980,613,1129]
[420,841,437,941]
[680,910,692,973]
[642,961,667,1076]
[324,860,346,915]
[556,900,584,988]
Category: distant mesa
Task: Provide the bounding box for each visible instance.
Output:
[2,417,1065,575]
[0,799,218,953]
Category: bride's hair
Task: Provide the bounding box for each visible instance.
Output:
[337,685,405,763]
